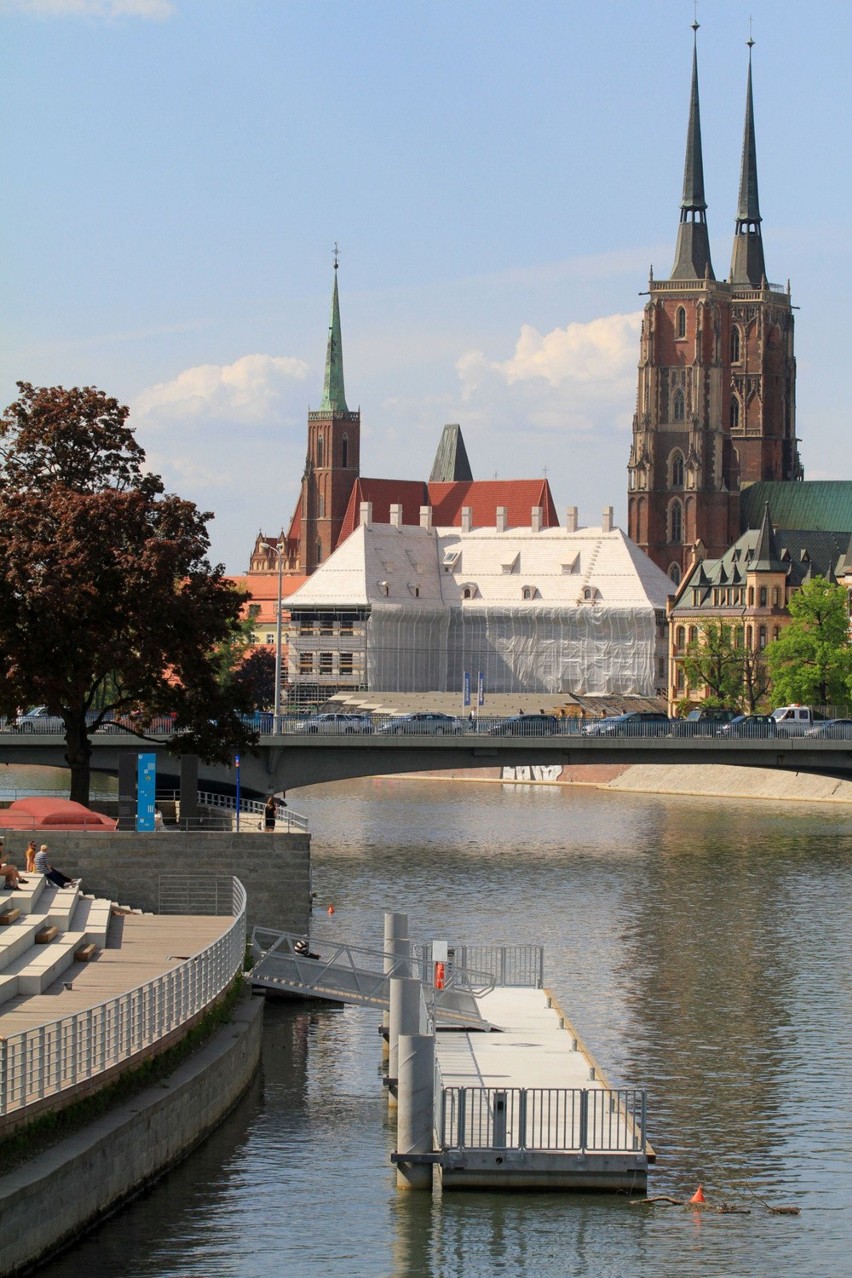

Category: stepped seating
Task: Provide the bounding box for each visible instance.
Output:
[0,883,118,1006]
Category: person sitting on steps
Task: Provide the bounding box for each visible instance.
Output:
[34,844,79,890]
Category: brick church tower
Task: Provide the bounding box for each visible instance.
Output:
[299,257,361,573]
[627,29,801,583]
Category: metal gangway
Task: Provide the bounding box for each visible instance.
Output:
[249,928,495,1029]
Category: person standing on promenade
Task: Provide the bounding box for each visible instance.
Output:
[25,839,37,873]
[264,795,276,832]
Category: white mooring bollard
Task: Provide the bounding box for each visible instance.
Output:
[388,975,422,1109]
[396,1032,435,1190]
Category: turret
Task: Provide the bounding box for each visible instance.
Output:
[729,40,767,286]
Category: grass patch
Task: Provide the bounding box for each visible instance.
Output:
[0,977,246,1177]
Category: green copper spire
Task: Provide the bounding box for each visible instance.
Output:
[320,253,348,413]
[730,41,767,286]
[671,24,715,281]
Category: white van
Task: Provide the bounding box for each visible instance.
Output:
[770,705,819,736]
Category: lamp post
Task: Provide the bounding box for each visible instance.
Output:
[262,540,285,733]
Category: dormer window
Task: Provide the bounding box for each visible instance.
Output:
[561,555,580,574]
[442,548,461,569]
[501,553,520,575]
[408,583,421,598]
[378,581,389,597]
[521,585,538,601]
[461,583,477,600]
[581,585,599,604]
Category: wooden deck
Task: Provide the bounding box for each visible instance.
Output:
[0,912,230,1035]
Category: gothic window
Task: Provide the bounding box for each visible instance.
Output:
[315,541,323,565]
[669,563,681,586]
[689,626,698,644]
[730,397,740,430]
[731,325,741,363]
[316,433,324,467]
[342,433,349,468]
[670,450,685,488]
[318,492,325,518]
[676,306,686,339]
[673,389,685,422]
[669,500,683,544]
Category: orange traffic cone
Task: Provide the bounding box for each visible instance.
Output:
[327,904,335,916]
[689,1185,705,1204]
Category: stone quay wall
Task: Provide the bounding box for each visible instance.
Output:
[0,831,312,935]
[0,993,263,1277]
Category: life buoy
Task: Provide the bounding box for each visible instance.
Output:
[434,961,446,990]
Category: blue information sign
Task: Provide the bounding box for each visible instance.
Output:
[463,671,471,707]
[137,753,157,832]
[478,671,485,707]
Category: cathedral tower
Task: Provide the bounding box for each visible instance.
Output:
[628,30,800,583]
[299,256,361,573]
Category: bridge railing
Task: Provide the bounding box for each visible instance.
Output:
[438,1084,647,1154]
[0,876,246,1122]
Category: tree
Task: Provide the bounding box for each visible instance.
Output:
[681,621,746,710]
[764,577,852,707]
[232,647,277,709]
[0,383,257,804]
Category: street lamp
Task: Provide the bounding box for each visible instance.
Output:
[262,540,285,733]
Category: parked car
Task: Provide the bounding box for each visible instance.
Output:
[489,714,561,736]
[377,712,462,735]
[13,706,64,732]
[804,718,852,739]
[671,708,737,737]
[292,712,374,734]
[584,711,670,737]
[716,714,778,738]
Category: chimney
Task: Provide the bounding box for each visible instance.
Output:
[359,501,373,528]
[565,506,578,533]
[495,506,507,533]
[389,503,402,529]
[601,506,613,533]
[419,505,432,530]
[531,506,542,533]
[461,506,472,533]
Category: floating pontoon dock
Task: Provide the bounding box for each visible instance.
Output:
[249,915,653,1193]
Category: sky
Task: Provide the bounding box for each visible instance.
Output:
[2,0,850,572]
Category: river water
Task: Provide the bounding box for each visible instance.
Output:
[31,775,852,1277]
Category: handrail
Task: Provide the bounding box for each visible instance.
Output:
[440,1085,647,1154]
[0,875,246,1120]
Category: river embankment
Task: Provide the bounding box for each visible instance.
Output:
[395,762,852,805]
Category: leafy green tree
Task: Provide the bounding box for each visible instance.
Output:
[764,577,852,707]
[681,621,745,710]
[232,647,277,709]
[0,382,257,804]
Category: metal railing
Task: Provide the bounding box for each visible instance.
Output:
[439,1085,647,1154]
[0,876,246,1120]
[154,790,310,834]
[448,945,544,988]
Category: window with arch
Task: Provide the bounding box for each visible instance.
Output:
[731,325,741,363]
[746,625,753,649]
[759,586,767,607]
[676,306,686,339]
[318,492,325,518]
[759,625,767,649]
[730,397,740,430]
[669,500,683,544]
[316,433,324,467]
[315,541,323,565]
[676,666,685,692]
[669,563,681,586]
[748,586,754,606]
[689,626,698,644]
[342,433,349,468]
[675,626,685,652]
[671,451,685,488]
[521,585,537,601]
[673,389,685,422]
[774,626,781,641]
[772,587,780,606]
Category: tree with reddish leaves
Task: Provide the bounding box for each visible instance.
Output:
[0,382,256,805]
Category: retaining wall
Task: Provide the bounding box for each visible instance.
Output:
[0,992,264,1277]
[0,831,311,934]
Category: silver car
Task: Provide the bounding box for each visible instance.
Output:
[292,713,373,735]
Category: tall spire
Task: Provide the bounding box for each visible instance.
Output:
[730,40,767,286]
[670,23,715,281]
[320,246,348,412]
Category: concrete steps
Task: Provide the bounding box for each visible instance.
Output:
[0,882,116,1004]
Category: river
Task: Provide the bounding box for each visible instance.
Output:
[28,774,852,1276]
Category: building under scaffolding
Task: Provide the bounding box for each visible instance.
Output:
[285,504,673,699]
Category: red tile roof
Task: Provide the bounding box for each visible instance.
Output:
[427,479,558,528]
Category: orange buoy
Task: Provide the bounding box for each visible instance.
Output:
[327,904,335,915]
[689,1185,705,1204]
[434,960,446,990]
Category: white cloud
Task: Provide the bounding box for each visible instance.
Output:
[455,311,641,436]
[133,353,311,428]
[1,0,174,17]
